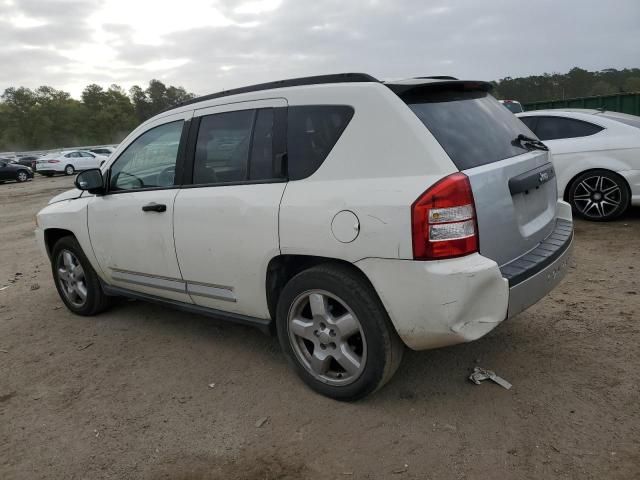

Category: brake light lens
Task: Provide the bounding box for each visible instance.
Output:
[411,172,479,260]
[47,160,60,163]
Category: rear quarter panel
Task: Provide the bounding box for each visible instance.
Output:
[279,83,457,261]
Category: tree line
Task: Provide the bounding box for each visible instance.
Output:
[493,67,640,104]
[0,80,194,152]
[2,67,639,151]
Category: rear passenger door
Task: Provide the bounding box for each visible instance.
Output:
[173,98,288,319]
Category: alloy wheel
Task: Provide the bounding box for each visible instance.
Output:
[287,290,367,386]
[572,175,622,219]
[56,250,88,307]
[65,166,74,175]
[17,172,28,182]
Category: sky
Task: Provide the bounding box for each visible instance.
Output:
[1,0,639,98]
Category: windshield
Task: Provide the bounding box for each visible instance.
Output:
[502,102,524,113]
[405,88,534,170]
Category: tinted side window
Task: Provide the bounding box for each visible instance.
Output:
[519,116,538,132]
[287,105,354,180]
[110,120,183,191]
[534,116,603,141]
[249,109,274,180]
[193,110,254,184]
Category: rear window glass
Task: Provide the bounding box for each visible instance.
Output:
[287,105,354,180]
[599,113,640,129]
[405,89,533,170]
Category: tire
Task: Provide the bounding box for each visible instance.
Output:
[276,264,404,401]
[568,169,630,221]
[64,165,75,176]
[16,170,29,182]
[51,236,111,316]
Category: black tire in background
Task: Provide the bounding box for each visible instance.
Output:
[51,236,111,316]
[276,263,404,401]
[16,170,29,182]
[64,165,75,175]
[568,169,630,221]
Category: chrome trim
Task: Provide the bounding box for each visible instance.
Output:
[109,268,236,302]
[187,281,236,302]
[110,268,186,293]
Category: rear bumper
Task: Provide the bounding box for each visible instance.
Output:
[502,218,573,318]
[356,201,573,351]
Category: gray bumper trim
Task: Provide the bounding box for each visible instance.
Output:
[500,219,573,287]
[504,220,574,318]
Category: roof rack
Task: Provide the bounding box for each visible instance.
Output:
[413,75,459,80]
[165,73,379,112]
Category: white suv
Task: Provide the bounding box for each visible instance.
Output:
[36,74,573,400]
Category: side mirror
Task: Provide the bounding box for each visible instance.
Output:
[75,168,105,194]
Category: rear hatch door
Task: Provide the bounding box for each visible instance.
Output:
[394,81,557,266]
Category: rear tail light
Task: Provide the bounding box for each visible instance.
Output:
[411,172,479,260]
[47,160,60,163]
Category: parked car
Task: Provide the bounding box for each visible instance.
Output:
[0,159,33,183]
[89,147,115,157]
[499,99,524,113]
[36,73,573,400]
[15,155,39,170]
[35,150,107,176]
[517,109,640,221]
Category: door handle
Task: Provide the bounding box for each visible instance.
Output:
[142,202,167,212]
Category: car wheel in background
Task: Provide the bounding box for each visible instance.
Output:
[51,236,111,316]
[568,169,630,221]
[64,165,75,176]
[16,170,29,182]
[276,264,404,401]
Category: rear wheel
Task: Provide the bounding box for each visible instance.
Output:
[64,165,75,176]
[568,169,629,221]
[16,170,29,182]
[276,264,403,401]
[51,236,111,315]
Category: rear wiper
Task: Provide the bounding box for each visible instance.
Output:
[515,133,549,151]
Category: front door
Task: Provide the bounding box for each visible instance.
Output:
[173,99,288,318]
[87,112,193,303]
[0,162,10,180]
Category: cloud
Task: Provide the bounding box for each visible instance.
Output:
[1,0,639,97]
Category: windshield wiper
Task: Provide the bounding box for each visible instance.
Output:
[515,133,549,151]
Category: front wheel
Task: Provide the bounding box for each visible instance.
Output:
[16,170,29,182]
[276,264,403,401]
[51,236,111,315]
[568,169,630,221]
[64,165,75,176]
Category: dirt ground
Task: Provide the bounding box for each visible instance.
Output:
[0,175,639,480]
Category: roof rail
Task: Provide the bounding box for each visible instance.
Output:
[164,73,379,112]
[413,75,459,80]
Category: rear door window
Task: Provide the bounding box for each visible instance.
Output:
[193,110,254,184]
[533,116,603,141]
[287,105,354,180]
[249,109,275,180]
[405,89,533,170]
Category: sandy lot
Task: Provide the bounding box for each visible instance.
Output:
[0,175,639,480]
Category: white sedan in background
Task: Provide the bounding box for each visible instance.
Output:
[517,109,640,221]
[35,150,108,177]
